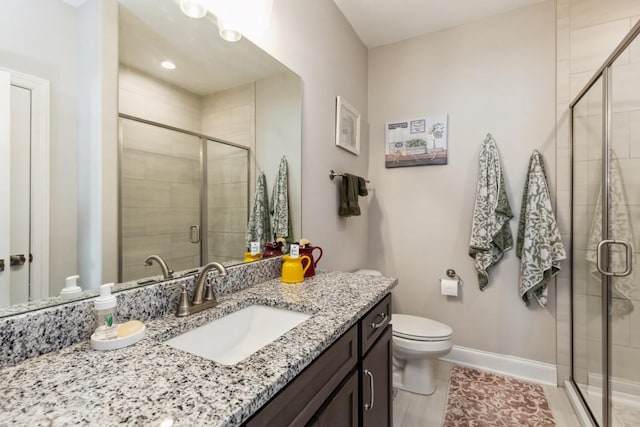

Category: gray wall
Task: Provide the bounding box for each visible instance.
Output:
[247,0,370,271]
[367,2,558,363]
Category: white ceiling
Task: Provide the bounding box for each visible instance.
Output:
[334,0,547,48]
[119,0,289,95]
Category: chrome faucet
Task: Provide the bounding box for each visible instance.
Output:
[144,255,174,280]
[171,261,228,317]
[192,261,227,305]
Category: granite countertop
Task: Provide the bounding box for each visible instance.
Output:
[0,271,397,426]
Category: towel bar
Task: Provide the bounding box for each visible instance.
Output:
[329,170,370,183]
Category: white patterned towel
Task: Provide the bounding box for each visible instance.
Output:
[586,150,635,316]
[271,156,292,241]
[469,135,513,291]
[245,172,271,248]
[516,151,566,307]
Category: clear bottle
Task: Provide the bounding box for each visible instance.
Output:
[94,283,117,340]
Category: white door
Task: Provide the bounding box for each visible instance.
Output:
[10,84,31,304]
[0,70,10,307]
[0,71,34,308]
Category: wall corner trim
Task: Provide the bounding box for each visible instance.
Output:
[441,345,558,386]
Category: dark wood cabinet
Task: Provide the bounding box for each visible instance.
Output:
[361,325,392,427]
[308,371,359,427]
[244,294,392,427]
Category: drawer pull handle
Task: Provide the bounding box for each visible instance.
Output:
[370,312,387,329]
[363,369,375,410]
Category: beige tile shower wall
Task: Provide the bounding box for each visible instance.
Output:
[368,2,557,364]
[201,83,256,148]
[207,143,249,263]
[119,67,203,133]
[201,84,254,262]
[556,0,640,384]
[118,72,203,281]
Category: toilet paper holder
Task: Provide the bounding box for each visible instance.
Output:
[445,269,462,284]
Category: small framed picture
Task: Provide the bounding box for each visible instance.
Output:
[335,96,361,155]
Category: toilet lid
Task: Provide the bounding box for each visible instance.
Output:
[391,314,452,341]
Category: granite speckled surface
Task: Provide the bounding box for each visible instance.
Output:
[0,257,282,368]
[0,271,396,426]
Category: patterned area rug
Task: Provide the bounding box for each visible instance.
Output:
[443,366,556,426]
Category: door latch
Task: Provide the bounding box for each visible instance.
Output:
[10,254,26,267]
[0,259,4,272]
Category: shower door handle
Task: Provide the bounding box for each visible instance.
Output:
[596,240,633,277]
[189,225,201,244]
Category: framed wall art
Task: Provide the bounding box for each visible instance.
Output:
[335,96,361,155]
[385,114,448,168]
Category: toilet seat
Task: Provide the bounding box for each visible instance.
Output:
[391,314,452,341]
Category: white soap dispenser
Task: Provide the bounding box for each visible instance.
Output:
[93,283,117,340]
[60,275,82,299]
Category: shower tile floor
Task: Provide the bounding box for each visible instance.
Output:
[580,386,640,427]
[393,361,582,426]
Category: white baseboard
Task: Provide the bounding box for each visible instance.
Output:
[441,345,558,386]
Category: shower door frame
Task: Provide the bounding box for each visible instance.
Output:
[569,19,640,427]
[117,113,250,282]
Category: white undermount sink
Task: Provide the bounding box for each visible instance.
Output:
[165,305,311,365]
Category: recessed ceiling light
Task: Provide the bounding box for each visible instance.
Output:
[161,61,176,70]
[180,0,207,19]
[217,18,242,42]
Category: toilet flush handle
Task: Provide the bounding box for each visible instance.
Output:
[370,312,387,329]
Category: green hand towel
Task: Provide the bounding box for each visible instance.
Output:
[338,173,367,217]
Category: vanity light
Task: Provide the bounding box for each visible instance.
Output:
[180,0,207,19]
[204,0,273,42]
[160,60,176,70]
[217,17,242,42]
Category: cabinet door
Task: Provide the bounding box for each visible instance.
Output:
[311,370,359,427]
[361,325,392,427]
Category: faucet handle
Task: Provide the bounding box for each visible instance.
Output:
[204,282,216,303]
[166,283,190,317]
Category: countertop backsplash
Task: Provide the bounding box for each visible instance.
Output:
[0,257,283,368]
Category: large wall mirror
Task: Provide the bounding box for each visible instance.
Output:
[0,0,301,316]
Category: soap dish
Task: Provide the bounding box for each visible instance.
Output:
[91,323,146,351]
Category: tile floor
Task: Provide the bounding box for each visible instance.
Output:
[392,361,582,426]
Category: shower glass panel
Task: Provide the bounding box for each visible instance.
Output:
[120,118,202,282]
[609,35,640,427]
[206,140,249,264]
[572,76,604,425]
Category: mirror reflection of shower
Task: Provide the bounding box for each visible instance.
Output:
[119,117,249,282]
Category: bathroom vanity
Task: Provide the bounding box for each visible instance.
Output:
[246,294,392,426]
[0,268,396,426]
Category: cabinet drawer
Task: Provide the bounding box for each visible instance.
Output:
[245,325,358,427]
[359,294,391,356]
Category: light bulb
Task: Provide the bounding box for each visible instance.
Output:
[217,17,242,42]
[180,0,207,19]
[160,60,176,70]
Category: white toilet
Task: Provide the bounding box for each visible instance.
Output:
[391,314,452,395]
[354,269,453,396]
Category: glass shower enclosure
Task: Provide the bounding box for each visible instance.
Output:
[118,116,249,282]
[571,21,640,427]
